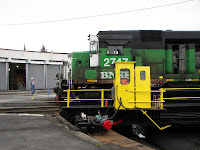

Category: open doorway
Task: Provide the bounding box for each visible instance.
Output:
[9,63,26,90]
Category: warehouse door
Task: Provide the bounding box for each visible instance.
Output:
[28,64,45,90]
[9,63,26,90]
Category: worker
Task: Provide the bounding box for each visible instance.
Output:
[122,79,129,85]
[30,78,36,94]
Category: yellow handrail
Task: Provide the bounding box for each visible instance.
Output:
[64,88,112,107]
[141,110,171,130]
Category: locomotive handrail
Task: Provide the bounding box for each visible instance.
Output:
[164,97,200,99]
[63,89,112,107]
[163,88,200,90]
[63,88,166,109]
[63,89,111,92]
[162,88,200,100]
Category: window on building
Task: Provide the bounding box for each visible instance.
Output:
[107,46,123,55]
[120,69,130,85]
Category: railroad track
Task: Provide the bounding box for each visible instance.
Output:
[0,102,62,114]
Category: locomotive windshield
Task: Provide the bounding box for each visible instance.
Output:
[120,69,130,85]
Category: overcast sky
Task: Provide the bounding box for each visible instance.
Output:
[0,0,200,53]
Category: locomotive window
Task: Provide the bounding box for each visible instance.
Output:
[107,46,123,55]
[90,41,98,54]
[140,71,146,80]
[120,69,130,85]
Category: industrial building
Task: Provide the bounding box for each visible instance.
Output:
[0,48,70,91]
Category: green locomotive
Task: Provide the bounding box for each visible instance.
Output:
[56,30,200,100]
[55,30,200,133]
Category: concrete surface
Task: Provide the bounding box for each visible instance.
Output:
[0,90,56,103]
[0,113,105,150]
[0,90,155,150]
[0,90,107,150]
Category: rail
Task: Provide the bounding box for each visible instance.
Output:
[162,88,200,100]
[128,88,165,109]
[63,88,166,109]
[63,89,112,107]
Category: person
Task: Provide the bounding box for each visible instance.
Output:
[30,78,36,94]
[122,79,129,85]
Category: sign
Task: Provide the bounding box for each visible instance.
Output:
[103,57,129,67]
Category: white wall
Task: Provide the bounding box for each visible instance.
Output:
[0,49,70,63]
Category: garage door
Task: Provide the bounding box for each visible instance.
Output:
[28,64,45,90]
[47,65,59,89]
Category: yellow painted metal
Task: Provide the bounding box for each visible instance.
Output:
[160,88,164,109]
[101,89,104,107]
[87,79,97,82]
[64,88,112,107]
[141,110,171,130]
[166,79,174,81]
[191,79,199,81]
[113,62,165,110]
[135,66,151,108]
[163,88,200,90]
[65,99,112,101]
[64,89,111,92]
[67,89,70,107]
[164,97,200,99]
[128,90,162,92]
[31,90,36,100]
[114,62,136,110]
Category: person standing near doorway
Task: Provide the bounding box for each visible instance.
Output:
[30,78,36,94]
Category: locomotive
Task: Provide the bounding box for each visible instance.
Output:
[56,30,200,99]
[55,30,200,134]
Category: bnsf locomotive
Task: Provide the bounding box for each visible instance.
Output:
[56,30,200,98]
[55,30,200,133]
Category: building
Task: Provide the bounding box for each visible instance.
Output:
[0,48,70,91]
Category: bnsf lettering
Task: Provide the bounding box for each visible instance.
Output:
[100,72,114,79]
[104,58,128,67]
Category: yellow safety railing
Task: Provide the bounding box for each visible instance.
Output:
[63,89,112,107]
[63,88,166,109]
[162,88,200,100]
[128,88,165,109]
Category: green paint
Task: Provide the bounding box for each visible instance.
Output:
[133,49,165,74]
[135,57,142,66]
[85,69,97,79]
[72,51,90,80]
[188,49,195,73]
[165,49,173,73]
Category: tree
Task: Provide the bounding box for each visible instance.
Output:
[24,44,26,51]
[40,45,47,52]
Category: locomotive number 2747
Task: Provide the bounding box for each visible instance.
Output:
[104,58,128,67]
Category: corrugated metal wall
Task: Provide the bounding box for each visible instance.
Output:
[47,65,59,89]
[28,64,45,90]
[0,62,7,90]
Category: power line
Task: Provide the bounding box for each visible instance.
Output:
[0,0,194,27]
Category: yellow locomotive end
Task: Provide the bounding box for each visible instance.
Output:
[114,62,164,110]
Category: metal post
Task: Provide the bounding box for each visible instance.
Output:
[26,63,28,90]
[160,88,163,109]
[5,62,9,90]
[101,89,104,107]
[44,64,47,89]
[67,89,70,107]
